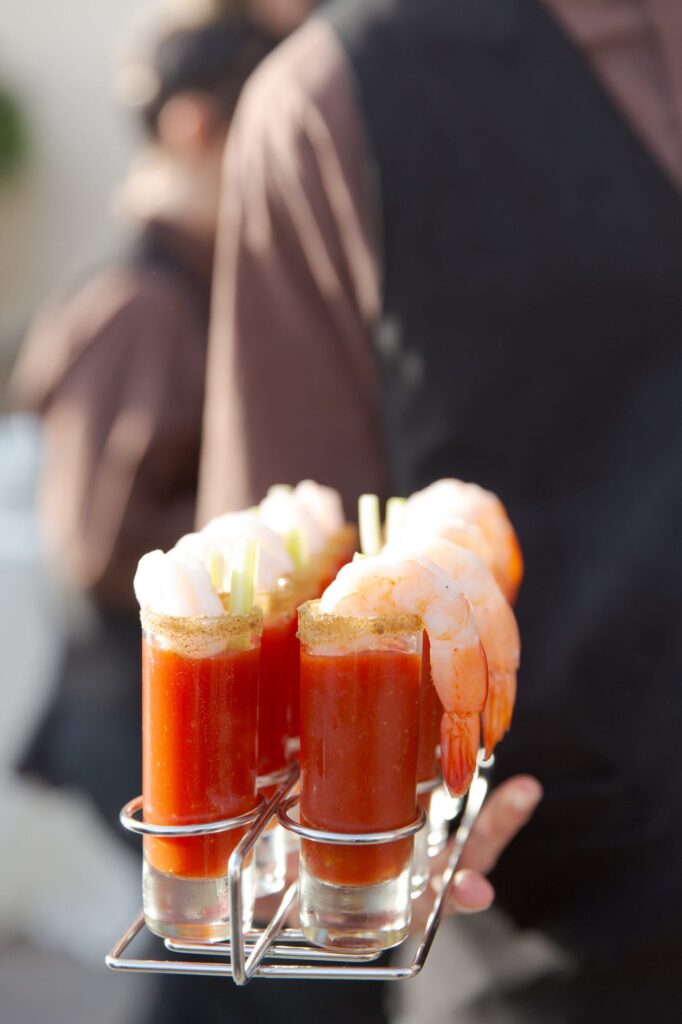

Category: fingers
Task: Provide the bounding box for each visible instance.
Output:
[458,774,542,876]
[446,868,495,915]
[439,775,541,919]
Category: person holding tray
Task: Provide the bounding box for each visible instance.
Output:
[199,0,682,1020]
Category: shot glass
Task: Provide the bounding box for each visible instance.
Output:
[412,634,444,895]
[254,584,298,896]
[141,607,262,941]
[285,567,323,749]
[298,602,422,952]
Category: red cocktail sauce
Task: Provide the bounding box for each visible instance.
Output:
[142,641,259,879]
[300,647,420,887]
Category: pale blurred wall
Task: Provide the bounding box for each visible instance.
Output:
[0,3,164,973]
[0,0,156,369]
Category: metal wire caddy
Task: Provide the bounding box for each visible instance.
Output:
[106,754,493,985]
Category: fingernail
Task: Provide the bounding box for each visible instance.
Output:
[507,777,543,813]
[453,869,494,912]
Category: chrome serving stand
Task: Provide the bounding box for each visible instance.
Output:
[106,755,493,985]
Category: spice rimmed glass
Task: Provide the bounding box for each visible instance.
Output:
[412,634,444,894]
[298,601,422,952]
[141,607,261,941]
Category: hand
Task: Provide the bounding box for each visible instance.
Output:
[444,774,542,915]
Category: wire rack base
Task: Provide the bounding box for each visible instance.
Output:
[106,756,493,985]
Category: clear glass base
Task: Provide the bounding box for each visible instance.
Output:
[428,785,462,855]
[255,824,286,898]
[411,824,430,898]
[299,862,412,952]
[143,857,254,942]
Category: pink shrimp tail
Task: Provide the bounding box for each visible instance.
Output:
[482,673,517,758]
[440,711,480,797]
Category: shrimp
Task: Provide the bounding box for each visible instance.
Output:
[294,480,345,538]
[203,511,294,578]
[134,549,223,618]
[260,487,327,556]
[198,511,294,591]
[320,554,488,796]
[405,479,524,604]
[394,538,520,757]
[400,515,494,569]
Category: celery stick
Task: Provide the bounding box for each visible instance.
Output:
[229,538,259,614]
[359,493,382,556]
[287,527,309,570]
[207,546,224,592]
[385,496,407,546]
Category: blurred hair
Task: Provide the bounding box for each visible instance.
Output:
[117,5,276,138]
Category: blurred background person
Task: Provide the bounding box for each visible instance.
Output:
[10,1,275,846]
[199,0,682,1021]
[0,5,162,1017]
[2,2,342,1022]
[5,4,294,1023]
[10,4,402,1024]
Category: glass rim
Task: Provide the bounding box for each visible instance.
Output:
[140,606,262,643]
[297,600,421,646]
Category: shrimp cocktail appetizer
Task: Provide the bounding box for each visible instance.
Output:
[293,480,357,591]
[260,481,357,743]
[179,513,297,776]
[260,481,357,599]
[177,514,298,895]
[297,600,422,952]
[298,554,489,952]
[134,547,262,941]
